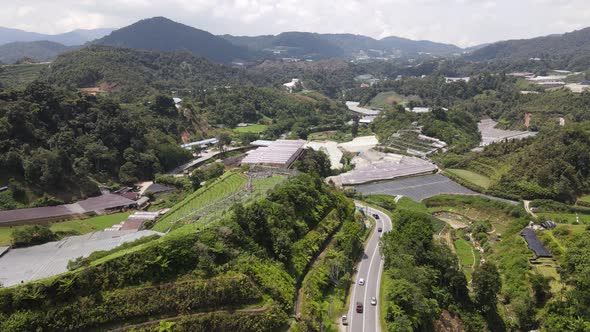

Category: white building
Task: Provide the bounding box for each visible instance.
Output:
[283,79,301,93]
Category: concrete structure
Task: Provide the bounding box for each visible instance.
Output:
[241,140,306,168]
[283,78,301,93]
[445,77,470,83]
[346,101,381,116]
[181,138,218,150]
[405,106,431,113]
[359,115,377,124]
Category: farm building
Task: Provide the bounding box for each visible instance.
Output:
[0,194,138,226]
[145,183,175,195]
[241,140,306,168]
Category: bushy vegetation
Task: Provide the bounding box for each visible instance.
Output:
[292,208,364,331]
[0,174,355,331]
[440,123,590,202]
[380,208,488,331]
[11,224,56,247]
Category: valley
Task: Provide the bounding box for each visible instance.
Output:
[1,9,590,332]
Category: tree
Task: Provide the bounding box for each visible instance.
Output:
[472,262,502,313]
[351,114,359,137]
[216,133,232,153]
[295,148,332,178]
[119,161,138,185]
[150,95,177,116]
[11,225,57,248]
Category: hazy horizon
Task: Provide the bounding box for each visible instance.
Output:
[2,0,590,47]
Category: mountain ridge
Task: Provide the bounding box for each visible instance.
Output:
[0,27,113,46]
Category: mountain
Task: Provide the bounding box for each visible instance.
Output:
[0,27,113,46]
[223,32,462,59]
[94,17,254,63]
[468,27,590,60]
[0,40,73,64]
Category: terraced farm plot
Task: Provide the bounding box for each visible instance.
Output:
[454,230,479,280]
[152,172,247,232]
[445,169,492,189]
[532,258,563,293]
[233,124,268,133]
[0,63,48,88]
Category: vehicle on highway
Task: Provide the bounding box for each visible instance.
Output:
[371,296,377,305]
[358,278,365,285]
[378,227,383,232]
[373,213,380,219]
[342,315,348,325]
[356,302,364,313]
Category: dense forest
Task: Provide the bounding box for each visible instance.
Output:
[191,87,349,135]
[0,82,192,207]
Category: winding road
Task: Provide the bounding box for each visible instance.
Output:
[347,202,393,332]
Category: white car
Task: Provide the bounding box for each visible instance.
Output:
[358,278,365,286]
[371,296,377,305]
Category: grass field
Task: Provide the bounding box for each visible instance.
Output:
[152,172,247,232]
[537,212,590,224]
[233,124,268,133]
[532,258,564,293]
[0,63,48,88]
[0,212,130,246]
[577,196,590,204]
[369,91,421,109]
[445,169,492,189]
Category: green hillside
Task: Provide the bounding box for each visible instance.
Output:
[0,174,357,332]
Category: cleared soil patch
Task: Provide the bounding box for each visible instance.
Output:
[433,211,470,229]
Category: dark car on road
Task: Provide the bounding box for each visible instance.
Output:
[378,227,383,232]
[356,302,363,313]
[373,213,380,219]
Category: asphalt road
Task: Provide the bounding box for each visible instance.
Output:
[347,202,392,332]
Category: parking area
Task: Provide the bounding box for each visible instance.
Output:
[354,174,477,201]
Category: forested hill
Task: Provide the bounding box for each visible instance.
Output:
[0,82,194,207]
[468,26,590,61]
[44,45,251,102]
[0,40,72,64]
[94,17,256,63]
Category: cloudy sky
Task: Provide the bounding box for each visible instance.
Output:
[3,0,590,47]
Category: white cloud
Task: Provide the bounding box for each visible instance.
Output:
[1,0,590,46]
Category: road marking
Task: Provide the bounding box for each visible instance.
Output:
[363,209,380,332]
